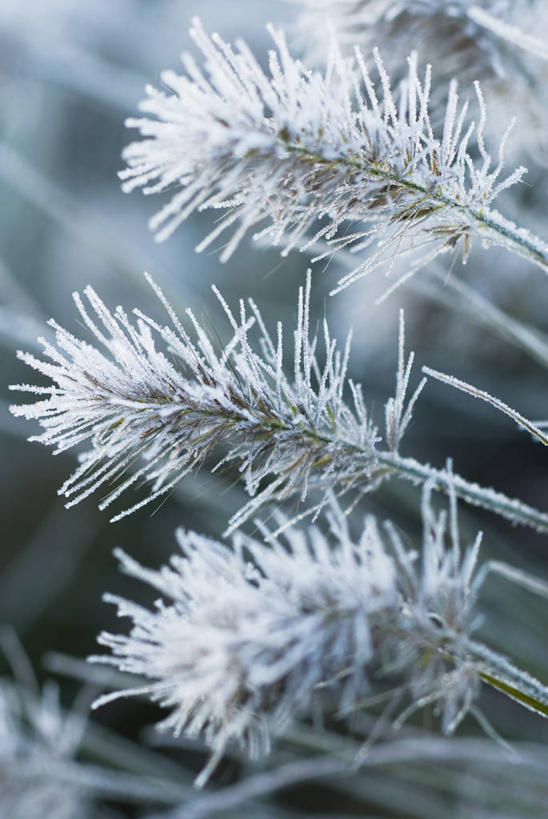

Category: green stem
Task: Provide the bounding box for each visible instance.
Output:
[479,670,548,717]
[468,640,548,718]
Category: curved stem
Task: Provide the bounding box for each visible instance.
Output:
[375,451,548,533]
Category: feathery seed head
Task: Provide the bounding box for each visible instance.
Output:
[92,512,398,784]
[12,277,548,535]
[91,488,489,784]
[11,274,401,527]
[118,20,539,293]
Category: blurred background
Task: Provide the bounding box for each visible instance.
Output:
[1,1,548,816]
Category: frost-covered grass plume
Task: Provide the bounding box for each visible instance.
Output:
[120,19,548,296]
[91,487,548,786]
[11,275,548,534]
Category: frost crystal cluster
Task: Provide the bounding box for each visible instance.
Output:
[92,486,515,785]
[10,274,381,524]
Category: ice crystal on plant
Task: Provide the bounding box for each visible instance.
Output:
[9,273,383,525]
[384,479,484,734]
[92,508,397,785]
[90,486,506,785]
[6,0,548,813]
[12,274,548,535]
[117,19,548,295]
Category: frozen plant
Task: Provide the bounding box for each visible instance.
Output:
[8,272,380,524]
[90,487,548,786]
[91,506,397,786]
[119,19,548,296]
[11,276,548,532]
[7,1,548,815]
